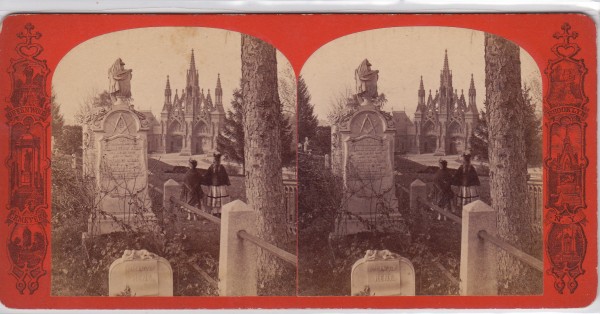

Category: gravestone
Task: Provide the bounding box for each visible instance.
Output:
[86,59,155,235]
[351,250,415,296]
[109,249,173,296]
[331,60,398,235]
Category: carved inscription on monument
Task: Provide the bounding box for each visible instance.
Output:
[124,260,159,296]
[347,136,389,180]
[100,135,145,195]
[351,251,415,296]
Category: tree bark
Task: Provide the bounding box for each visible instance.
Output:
[484,33,542,294]
[240,34,294,295]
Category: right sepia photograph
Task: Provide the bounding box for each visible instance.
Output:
[297,27,543,296]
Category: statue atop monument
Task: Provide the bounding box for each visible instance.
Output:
[108,58,133,102]
[355,59,379,103]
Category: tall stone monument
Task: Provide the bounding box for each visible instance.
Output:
[86,58,155,235]
[332,59,399,235]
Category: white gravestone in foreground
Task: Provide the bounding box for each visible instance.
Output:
[109,249,173,296]
[351,249,415,296]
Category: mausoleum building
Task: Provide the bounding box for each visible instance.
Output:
[411,50,479,155]
[155,50,226,155]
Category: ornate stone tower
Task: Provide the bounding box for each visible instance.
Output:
[210,74,226,152]
[413,50,478,155]
[158,50,226,156]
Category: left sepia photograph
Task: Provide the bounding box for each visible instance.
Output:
[49,27,297,297]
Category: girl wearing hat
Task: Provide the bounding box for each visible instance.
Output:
[182,159,204,220]
[433,159,454,219]
[453,153,480,207]
[205,153,230,216]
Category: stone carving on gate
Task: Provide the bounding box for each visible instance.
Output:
[544,23,589,294]
[5,23,51,295]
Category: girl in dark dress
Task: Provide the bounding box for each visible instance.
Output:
[453,153,481,207]
[182,159,204,220]
[205,153,230,215]
[433,159,454,219]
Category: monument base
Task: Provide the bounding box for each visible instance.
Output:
[332,212,405,236]
[87,211,158,236]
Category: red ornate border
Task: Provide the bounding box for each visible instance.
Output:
[0,14,596,309]
[4,23,50,294]
[544,23,589,294]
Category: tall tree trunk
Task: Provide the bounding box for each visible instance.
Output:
[485,33,542,295]
[241,34,294,295]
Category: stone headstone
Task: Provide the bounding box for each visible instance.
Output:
[86,97,155,235]
[109,249,173,296]
[331,62,399,235]
[351,250,415,296]
[84,60,156,235]
[333,104,398,235]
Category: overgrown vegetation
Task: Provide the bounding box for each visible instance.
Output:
[51,153,224,296]
[298,153,480,296]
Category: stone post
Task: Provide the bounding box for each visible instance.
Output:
[409,179,428,232]
[218,200,258,296]
[71,153,77,169]
[163,179,180,211]
[409,179,427,213]
[460,200,498,296]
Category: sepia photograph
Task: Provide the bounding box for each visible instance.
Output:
[298,27,544,296]
[49,27,297,296]
[0,12,596,310]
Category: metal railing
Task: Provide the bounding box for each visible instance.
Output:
[283,179,298,235]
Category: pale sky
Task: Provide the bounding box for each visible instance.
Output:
[301,27,542,124]
[53,27,295,124]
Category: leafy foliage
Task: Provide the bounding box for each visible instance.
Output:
[297,76,319,142]
[217,89,245,173]
[312,125,332,155]
[54,125,83,155]
[469,109,489,160]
